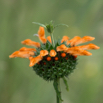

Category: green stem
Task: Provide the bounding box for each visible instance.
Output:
[50,33,55,48]
[53,78,62,103]
[56,78,62,103]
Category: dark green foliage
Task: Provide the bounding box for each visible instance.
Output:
[33,40,77,81]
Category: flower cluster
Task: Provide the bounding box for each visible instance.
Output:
[9,26,100,81]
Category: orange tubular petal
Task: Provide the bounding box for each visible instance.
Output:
[38,26,45,38]
[67,36,81,45]
[19,47,36,52]
[37,26,47,44]
[29,55,43,67]
[77,43,100,50]
[50,50,57,57]
[40,50,48,57]
[21,39,40,48]
[70,36,81,46]
[39,36,47,44]
[9,51,35,58]
[61,36,69,43]
[74,36,95,46]
[56,44,68,52]
[66,47,92,56]
[47,36,52,43]
[9,51,19,58]
[71,50,92,56]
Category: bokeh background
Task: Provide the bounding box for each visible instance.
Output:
[0,0,103,103]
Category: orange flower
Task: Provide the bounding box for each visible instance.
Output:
[55,57,58,61]
[56,44,68,52]
[49,50,57,57]
[29,55,43,67]
[61,53,66,57]
[47,36,52,43]
[9,51,34,58]
[37,26,47,44]
[73,36,95,46]
[38,26,45,38]
[67,36,81,46]
[40,50,48,57]
[21,39,40,48]
[61,36,69,43]
[19,47,36,52]
[47,57,51,61]
[66,47,92,56]
[77,43,100,50]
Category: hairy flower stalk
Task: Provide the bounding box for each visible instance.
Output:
[50,32,55,47]
[53,78,62,103]
[9,21,100,103]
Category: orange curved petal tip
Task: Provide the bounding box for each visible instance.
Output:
[29,56,33,60]
[40,50,48,57]
[38,26,45,38]
[78,43,100,50]
[29,55,43,67]
[61,36,69,43]
[21,39,40,48]
[9,51,35,58]
[47,36,52,43]
[39,36,47,44]
[9,51,19,58]
[19,47,36,52]
[50,50,57,57]
[56,44,68,52]
[74,36,95,46]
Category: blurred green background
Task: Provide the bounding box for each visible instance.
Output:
[0,0,103,103]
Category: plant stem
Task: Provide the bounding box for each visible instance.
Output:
[50,33,55,48]
[56,78,62,103]
[53,78,62,103]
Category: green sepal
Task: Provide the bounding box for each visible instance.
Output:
[53,79,63,101]
[32,22,46,28]
[63,77,69,91]
[46,24,54,34]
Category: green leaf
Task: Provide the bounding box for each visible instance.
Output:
[45,40,51,49]
[49,45,54,50]
[32,22,46,28]
[63,77,69,91]
[40,43,46,50]
[54,24,69,28]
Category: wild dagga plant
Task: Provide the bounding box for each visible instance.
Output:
[9,21,100,103]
